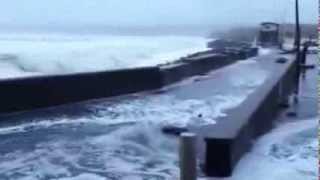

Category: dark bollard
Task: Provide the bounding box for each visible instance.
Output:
[180,133,197,180]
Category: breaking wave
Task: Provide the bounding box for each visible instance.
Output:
[0,34,208,79]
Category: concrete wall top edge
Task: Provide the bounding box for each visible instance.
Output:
[0,66,160,83]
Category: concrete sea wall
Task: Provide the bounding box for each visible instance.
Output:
[0,52,244,114]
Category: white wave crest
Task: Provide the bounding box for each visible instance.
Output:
[0,34,208,79]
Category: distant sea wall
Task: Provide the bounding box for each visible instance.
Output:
[0,50,255,114]
[0,67,162,114]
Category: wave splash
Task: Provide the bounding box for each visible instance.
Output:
[0,35,208,79]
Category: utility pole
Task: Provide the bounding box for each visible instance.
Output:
[294,0,301,102]
[294,0,301,53]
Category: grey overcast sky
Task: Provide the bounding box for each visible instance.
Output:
[0,0,317,28]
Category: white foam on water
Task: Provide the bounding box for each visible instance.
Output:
[0,59,41,79]
[0,93,240,135]
[227,59,268,88]
[57,174,106,180]
[258,48,273,56]
[0,123,179,180]
[0,57,269,180]
[0,34,208,79]
[0,118,90,135]
[231,118,318,180]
